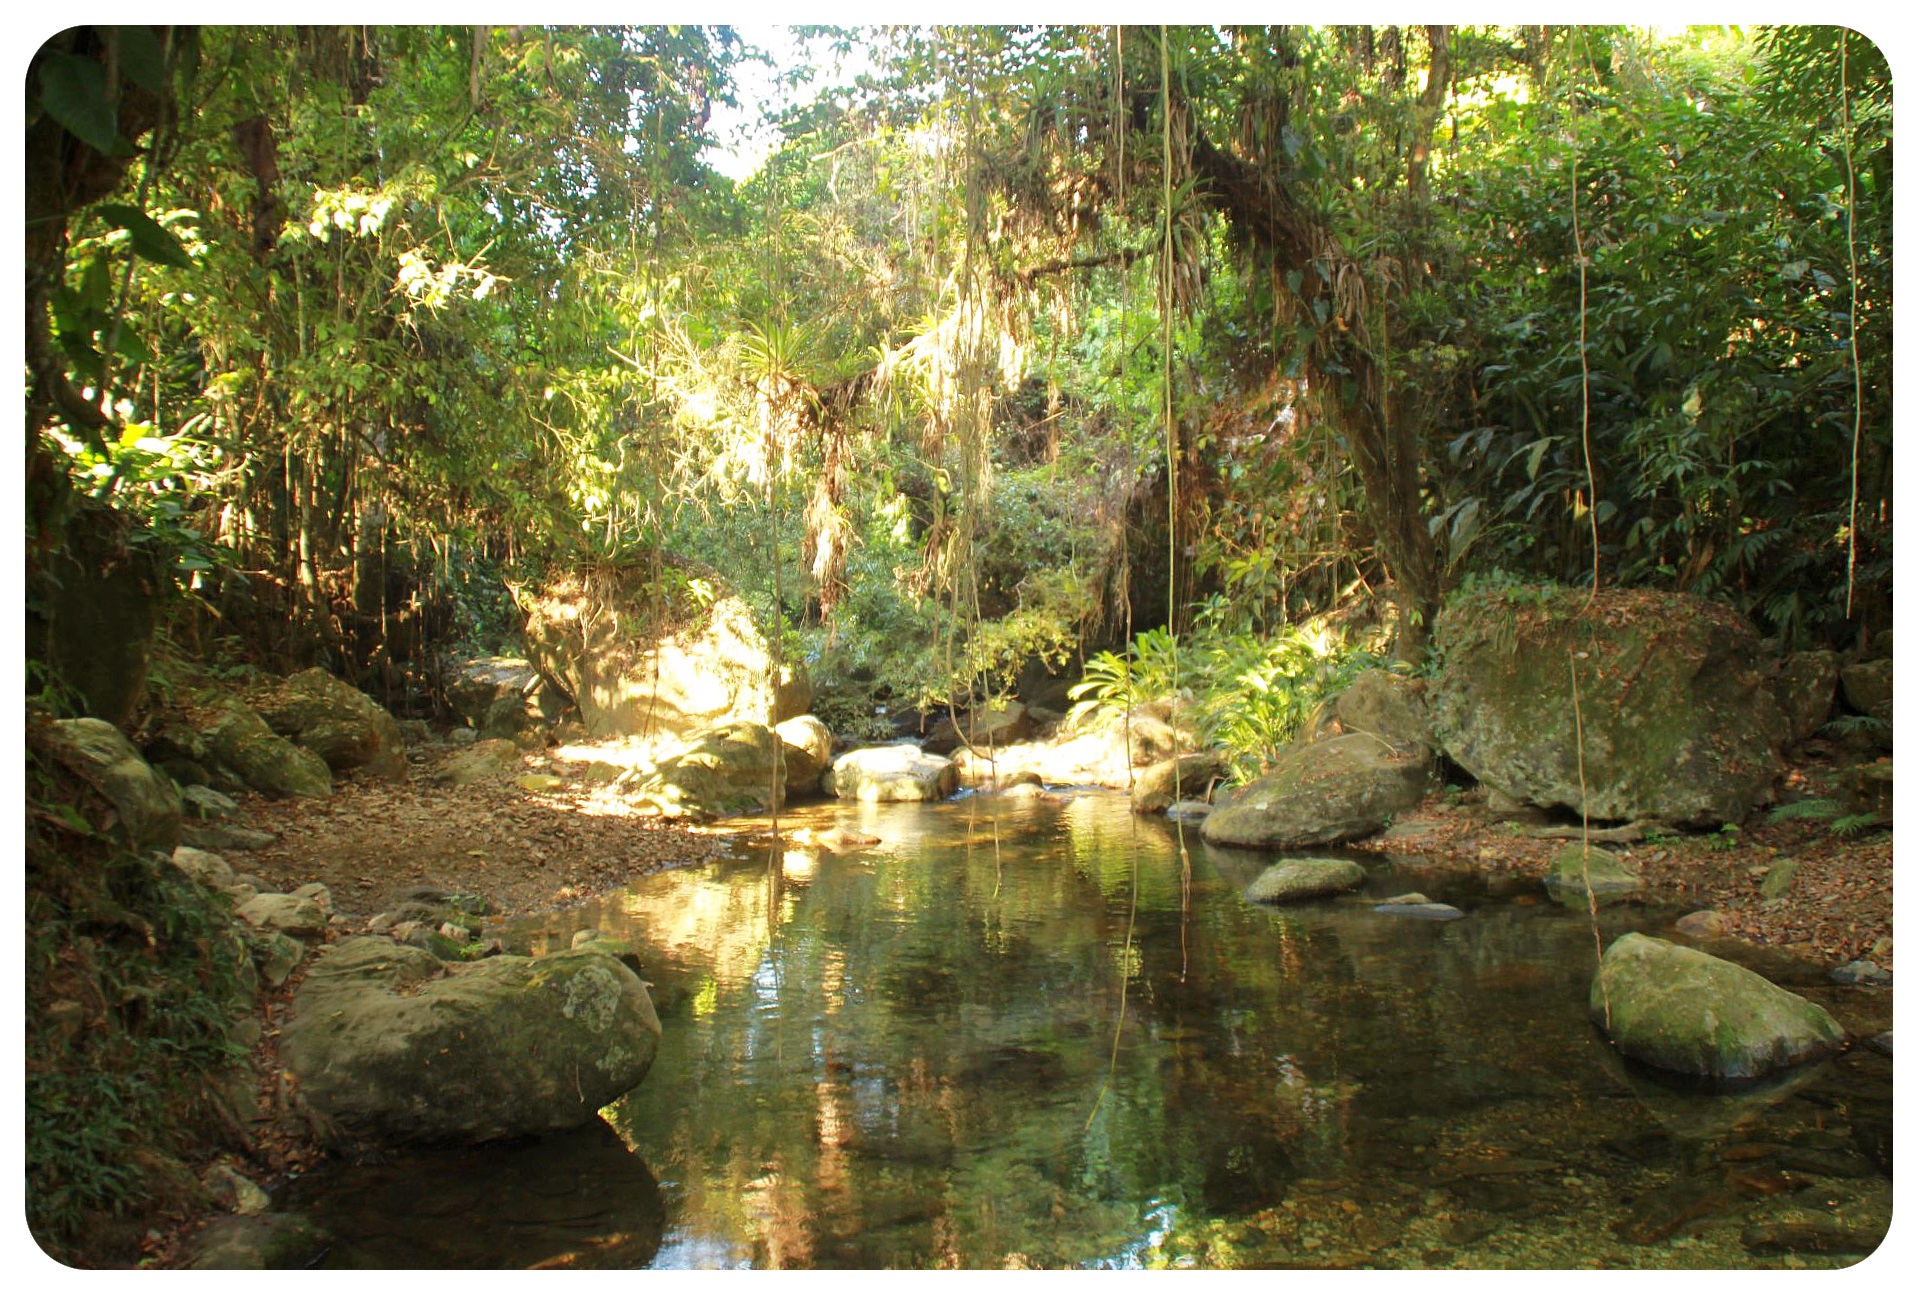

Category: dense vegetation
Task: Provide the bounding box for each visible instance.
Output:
[21,24,1891,1260]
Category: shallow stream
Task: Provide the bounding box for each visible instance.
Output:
[283,791,1892,1269]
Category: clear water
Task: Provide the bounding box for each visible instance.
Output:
[284,792,1892,1269]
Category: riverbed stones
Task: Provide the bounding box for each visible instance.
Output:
[1200,733,1430,850]
[1130,750,1228,815]
[256,668,408,780]
[46,718,183,851]
[1244,857,1368,904]
[205,702,334,799]
[1542,844,1642,906]
[1165,799,1213,822]
[1674,909,1732,939]
[1589,932,1847,1080]
[280,935,662,1146]
[824,744,959,802]
[1431,586,1783,828]
[521,568,809,739]
[1375,901,1464,921]
[235,892,328,939]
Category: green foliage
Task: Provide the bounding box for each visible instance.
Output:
[1766,795,1887,839]
[26,722,254,1261]
[1069,617,1382,782]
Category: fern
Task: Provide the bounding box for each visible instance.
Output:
[1832,813,1886,838]
[1767,796,1841,824]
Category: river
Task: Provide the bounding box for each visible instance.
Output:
[281,790,1892,1269]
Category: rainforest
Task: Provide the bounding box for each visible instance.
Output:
[21,24,1893,1271]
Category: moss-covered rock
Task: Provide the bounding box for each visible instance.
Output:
[631,720,786,818]
[1542,843,1642,907]
[256,668,407,780]
[46,718,183,852]
[1243,857,1368,904]
[280,936,662,1147]
[1333,669,1432,752]
[1773,650,1839,745]
[1590,932,1847,1080]
[205,702,333,799]
[1130,750,1228,814]
[1431,586,1782,827]
[1199,733,1429,849]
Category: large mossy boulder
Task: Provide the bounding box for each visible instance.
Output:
[1431,587,1782,827]
[630,721,785,819]
[1200,733,1429,850]
[824,744,959,802]
[1332,669,1432,753]
[1542,843,1642,907]
[257,668,407,781]
[280,936,662,1147]
[520,567,809,739]
[205,702,333,798]
[1590,933,1847,1081]
[47,717,183,852]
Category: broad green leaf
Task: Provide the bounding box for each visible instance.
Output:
[93,204,193,269]
[109,25,168,93]
[37,52,121,155]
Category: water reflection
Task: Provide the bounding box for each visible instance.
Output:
[290,793,1892,1269]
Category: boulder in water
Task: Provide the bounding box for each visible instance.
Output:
[631,721,786,818]
[1200,733,1429,850]
[1542,843,1642,906]
[1244,857,1368,904]
[1589,932,1847,1080]
[280,936,662,1147]
[774,714,834,796]
[824,744,958,802]
[1130,750,1228,814]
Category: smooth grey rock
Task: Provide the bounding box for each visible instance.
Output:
[291,881,333,913]
[188,1213,333,1269]
[1244,857,1368,904]
[1130,750,1228,815]
[235,893,328,940]
[1839,658,1892,718]
[1590,932,1848,1080]
[181,784,241,820]
[1333,668,1432,752]
[1375,902,1464,921]
[1829,960,1891,987]
[279,936,662,1146]
[171,844,236,891]
[182,822,278,851]
[250,931,306,988]
[1165,799,1214,822]
[432,738,521,786]
[257,668,408,780]
[522,577,808,739]
[825,744,959,802]
[774,714,835,795]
